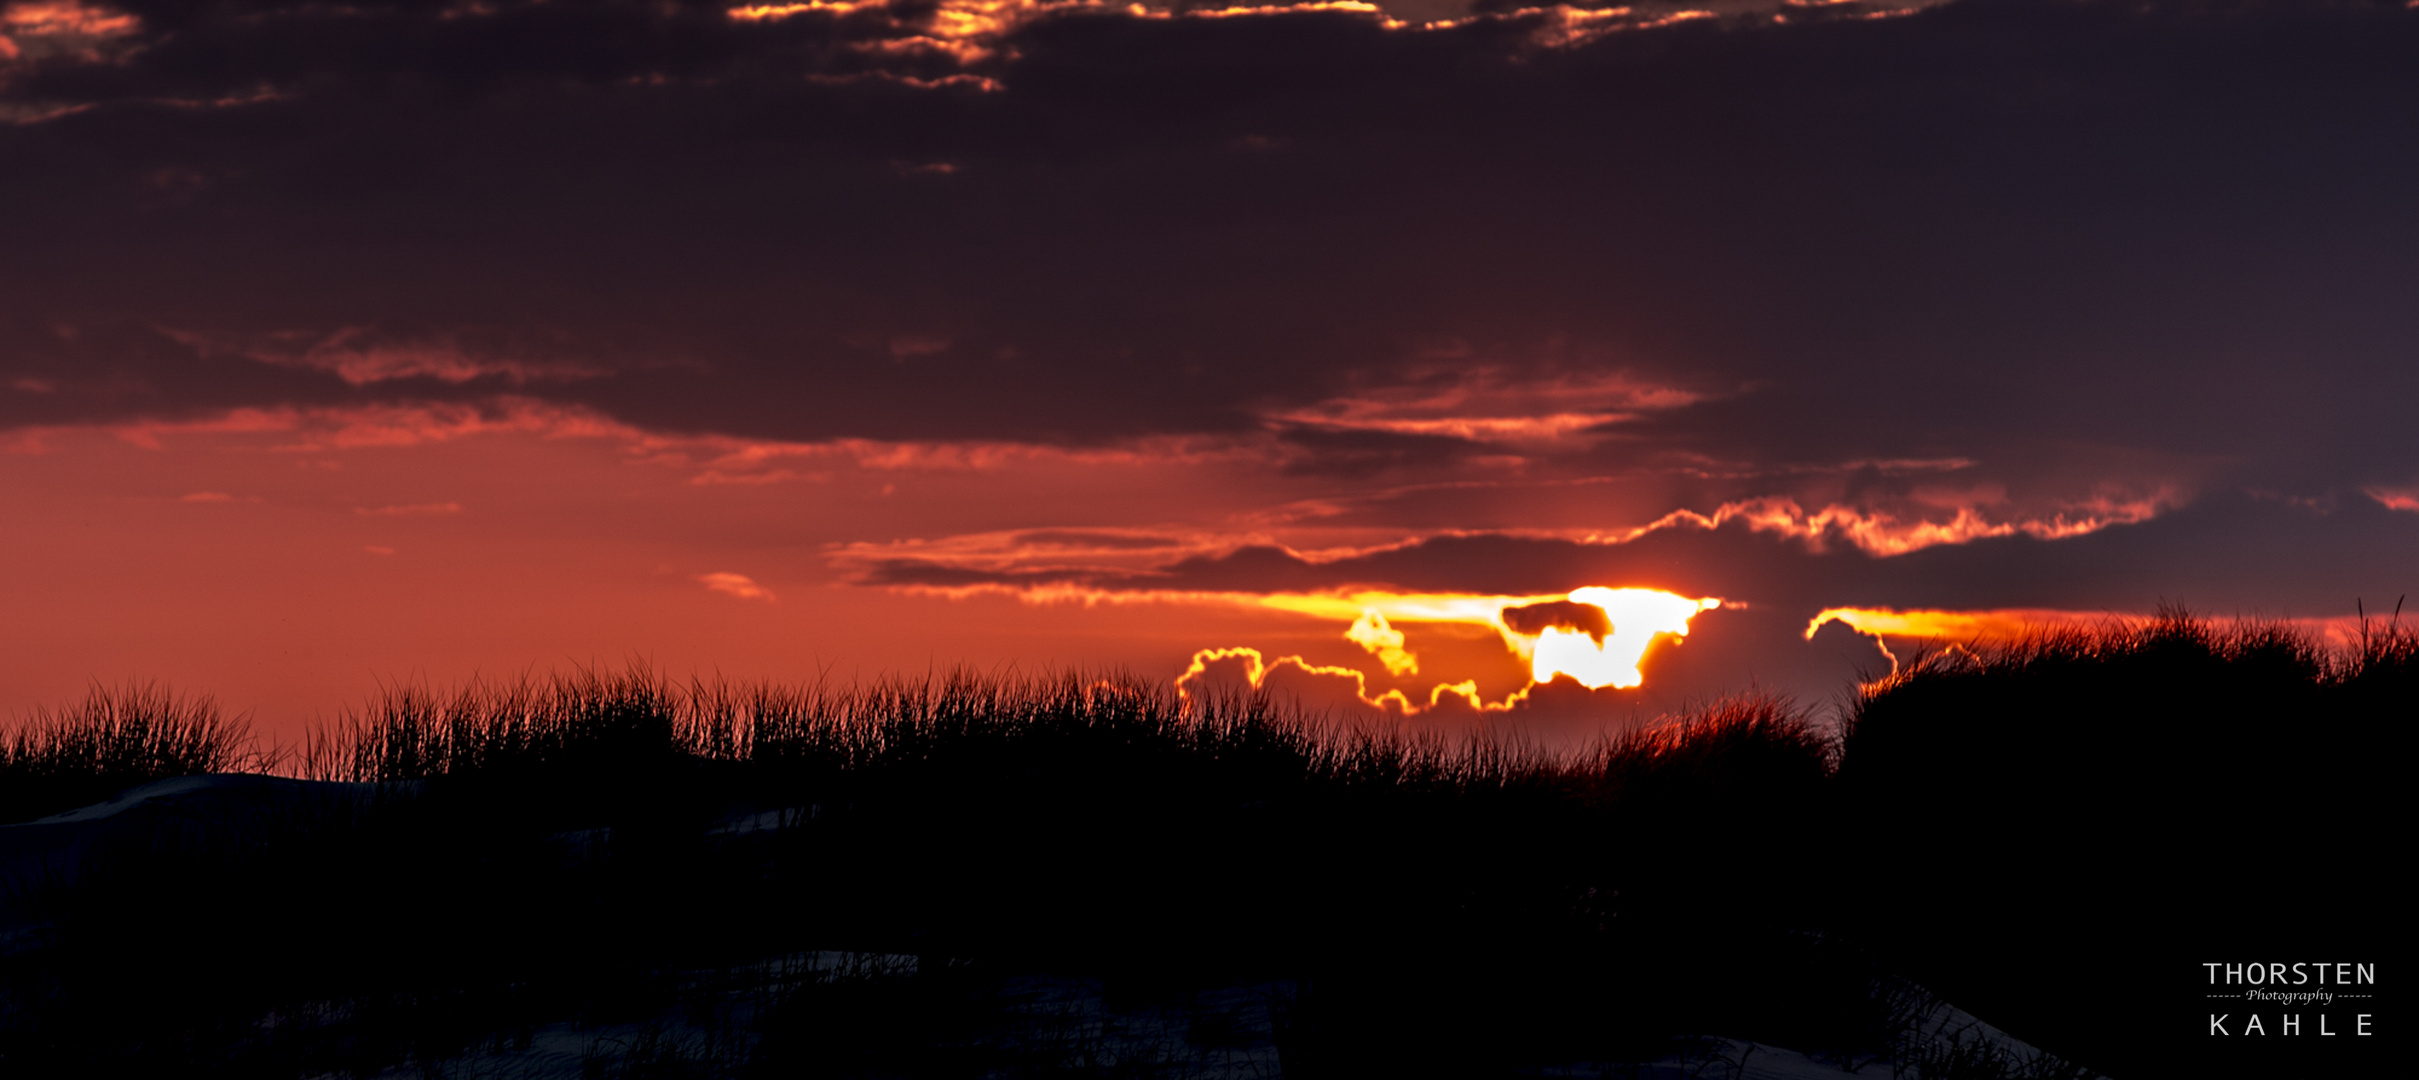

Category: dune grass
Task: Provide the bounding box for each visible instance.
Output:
[0,613,2403,1076]
[0,682,257,824]
[3,669,1855,1075]
[302,665,1582,791]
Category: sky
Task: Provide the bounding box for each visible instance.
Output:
[3,0,2415,740]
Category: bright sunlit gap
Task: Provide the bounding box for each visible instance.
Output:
[1178,585,1720,714]
[1525,587,1718,690]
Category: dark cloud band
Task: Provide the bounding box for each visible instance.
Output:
[4,0,2414,500]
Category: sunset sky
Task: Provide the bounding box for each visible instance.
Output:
[3,0,2414,739]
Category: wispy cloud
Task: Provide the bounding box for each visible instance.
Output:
[84,402,633,453]
[206,326,607,387]
[827,525,1260,582]
[2366,487,2419,514]
[1623,488,2182,557]
[697,571,777,602]
[1262,368,1705,452]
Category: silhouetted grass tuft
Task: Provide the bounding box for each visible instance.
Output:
[304,665,686,783]
[0,682,255,823]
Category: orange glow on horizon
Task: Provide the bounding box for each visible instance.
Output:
[1802,606,2103,642]
[1173,646,1426,714]
[1178,584,1721,713]
[1807,606,2397,653]
[1805,606,2401,691]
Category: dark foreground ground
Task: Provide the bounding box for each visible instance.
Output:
[0,615,2406,1078]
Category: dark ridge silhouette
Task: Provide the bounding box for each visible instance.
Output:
[0,614,2402,1076]
[1834,610,2410,1079]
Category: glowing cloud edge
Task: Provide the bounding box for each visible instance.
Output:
[1178,585,1722,715]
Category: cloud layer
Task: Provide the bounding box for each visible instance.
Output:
[6,1,2411,461]
[4,0,2415,720]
